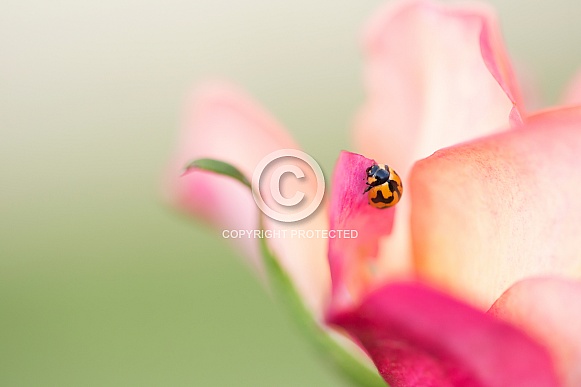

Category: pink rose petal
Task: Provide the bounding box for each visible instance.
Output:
[165,83,293,268]
[354,0,522,177]
[327,151,396,310]
[329,282,558,387]
[165,82,330,315]
[410,106,581,308]
[352,0,525,285]
[489,277,581,387]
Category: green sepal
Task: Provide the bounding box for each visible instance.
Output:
[183,158,251,188]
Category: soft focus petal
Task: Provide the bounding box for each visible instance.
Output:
[166,83,295,265]
[353,0,523,283]
[410,107,581,308]
[165,83,329,315]
[489,277,581,386]
[327,151,397,310]
[562,69,581,105]
[328,282,558,387]
[355,0,522,177]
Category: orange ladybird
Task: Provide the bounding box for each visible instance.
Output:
[364,164,403,209]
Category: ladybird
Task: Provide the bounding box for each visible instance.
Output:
[364,164,403,209]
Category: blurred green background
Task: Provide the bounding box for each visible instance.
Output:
[1,0,579,385]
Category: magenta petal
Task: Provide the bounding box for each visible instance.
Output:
[328,151,396,309]
[328,282,559,387]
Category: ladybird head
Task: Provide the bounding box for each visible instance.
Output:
[366,164,379,178]
[367,163,390,183]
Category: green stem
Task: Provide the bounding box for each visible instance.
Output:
[258,219,386,387]
[184,158,386,386]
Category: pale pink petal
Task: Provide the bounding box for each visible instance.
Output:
[489,277,581,386]
[410,107,581,308]
[329,282,558,387]
[327,151,397,310]
[353,0,524,284]
[562,69,581,105]
[165,83,293,265]
[354,0,522,177]
[165,82,329,315]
